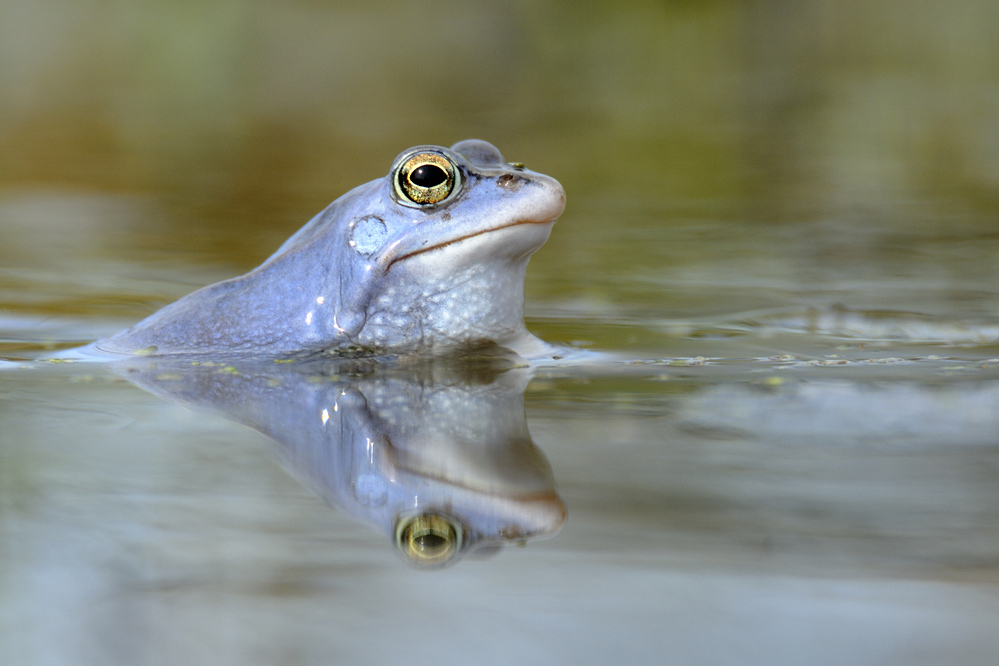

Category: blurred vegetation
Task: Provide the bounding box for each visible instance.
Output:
[1,0,998,324]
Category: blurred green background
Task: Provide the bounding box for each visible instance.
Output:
[2,0,999,342]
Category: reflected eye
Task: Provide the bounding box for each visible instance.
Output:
[395,513,463,567]
[394,152,460,206]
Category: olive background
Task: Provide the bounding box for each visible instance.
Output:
[4,0,999,342]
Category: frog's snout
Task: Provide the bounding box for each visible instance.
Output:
[530,174,566,224]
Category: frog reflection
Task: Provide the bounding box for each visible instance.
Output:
[111,351,565,568]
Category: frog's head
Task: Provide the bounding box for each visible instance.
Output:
[334,139,565,355]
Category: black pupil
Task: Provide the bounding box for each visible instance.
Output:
[410,164,447,188]
[414,533,447,551]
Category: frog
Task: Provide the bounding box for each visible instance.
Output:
[88,139,565,359]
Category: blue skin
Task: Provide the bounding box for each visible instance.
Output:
[90,140,565,358]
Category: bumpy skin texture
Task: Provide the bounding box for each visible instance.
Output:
[94,140,565,357]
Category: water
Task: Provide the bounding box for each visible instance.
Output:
[3,2,999,664]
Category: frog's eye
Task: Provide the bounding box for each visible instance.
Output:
[395,513,463,567]
[394,151,460,206]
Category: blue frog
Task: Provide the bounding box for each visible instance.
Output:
[91,140,565,358]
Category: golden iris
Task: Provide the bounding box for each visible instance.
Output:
[394,152,459,205]
[395,513,462,566]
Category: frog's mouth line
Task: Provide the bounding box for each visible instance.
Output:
[382,219,555,270]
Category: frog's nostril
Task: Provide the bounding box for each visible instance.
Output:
[497,174,526,191]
